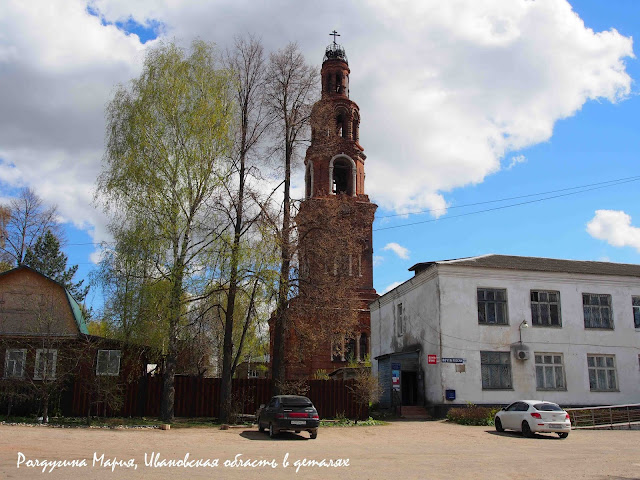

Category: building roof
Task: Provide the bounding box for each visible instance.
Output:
[408,254,640,278]
[0,265,89,334]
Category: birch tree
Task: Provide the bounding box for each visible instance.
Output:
[96,40,234,421]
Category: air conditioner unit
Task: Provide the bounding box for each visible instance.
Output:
[516,349,530,361]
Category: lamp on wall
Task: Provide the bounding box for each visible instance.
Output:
[519,319,529,343]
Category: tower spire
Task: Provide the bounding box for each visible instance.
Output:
[330,30,340,44]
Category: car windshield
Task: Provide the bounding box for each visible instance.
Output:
[534,403,563,411]
[281,398,312,407]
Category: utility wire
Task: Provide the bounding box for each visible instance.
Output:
[376,175,640,219]
[374,176,640,232]
[64,175,640,243]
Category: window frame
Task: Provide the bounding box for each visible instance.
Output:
[534,352,566,391]
[34,348,58,381]
[530,290,562,327]
[477,288,509,325]
[396,303,404,336]
[633,296,640,329]
[587,354,618,392]
[582,293,614,329]
[96,349,121,376]
[4,348,27,379]
[480,351,512,390]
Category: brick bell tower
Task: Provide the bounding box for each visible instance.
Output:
[283,34,378,379]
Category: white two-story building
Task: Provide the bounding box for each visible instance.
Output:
[370,255,640,413]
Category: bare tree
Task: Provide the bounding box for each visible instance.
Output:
[1,187,60,266]
[217,35,275,422]
[264,43,318,394]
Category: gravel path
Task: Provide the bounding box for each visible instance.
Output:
[1,420,638,479]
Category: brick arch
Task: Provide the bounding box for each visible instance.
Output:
[329,154,357,196]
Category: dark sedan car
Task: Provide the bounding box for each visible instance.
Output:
[257,395,319,439]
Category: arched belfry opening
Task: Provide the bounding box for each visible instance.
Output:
[330,155,356,196]
[305,161,314,199]
[336,111,348,138]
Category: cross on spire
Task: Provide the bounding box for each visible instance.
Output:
[330,30,340,44]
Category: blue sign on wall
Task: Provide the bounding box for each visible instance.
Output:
[445,389,456,400]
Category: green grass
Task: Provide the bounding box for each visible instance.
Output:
[2,415,385,429]
[320,416,386,427]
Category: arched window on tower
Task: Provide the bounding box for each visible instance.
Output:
[352,113,359,142]
[336,113,348,139]
[332,158,352,195]
[359,333,368,361]
[305,162,313,199]
[335,73,342,93]
[345,338,356,362]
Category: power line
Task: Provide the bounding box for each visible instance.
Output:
[64,175,640,242]
[376,175,640,219]
[374,176,640,232]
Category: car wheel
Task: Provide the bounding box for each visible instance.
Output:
[521,421,533,438]
[269,423,277,438]
[310,430,318,439]
[557,432,569,439]
[495,417,504,432]
[258,417,265,433]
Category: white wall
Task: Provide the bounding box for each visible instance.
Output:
[372,264,640,407]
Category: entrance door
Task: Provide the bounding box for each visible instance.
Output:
[401,371,417,406]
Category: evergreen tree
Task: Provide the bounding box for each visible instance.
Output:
[23,230,89,302]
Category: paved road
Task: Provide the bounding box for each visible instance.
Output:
[1,420,639,479]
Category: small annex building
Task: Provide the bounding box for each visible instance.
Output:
[370,254,640,414]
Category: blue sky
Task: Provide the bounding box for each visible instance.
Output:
[1,0,638,311]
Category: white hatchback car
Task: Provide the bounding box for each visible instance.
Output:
[494,400,571,438]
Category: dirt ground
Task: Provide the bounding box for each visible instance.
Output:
[1,420,639,480]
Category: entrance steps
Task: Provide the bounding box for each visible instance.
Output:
[400,406,430,420]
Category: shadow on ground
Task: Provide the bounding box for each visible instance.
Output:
[240,431,311,441]
[486,430,566,440]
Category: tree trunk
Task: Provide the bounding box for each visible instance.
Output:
[272,142,292,395]
[160,267,185,422]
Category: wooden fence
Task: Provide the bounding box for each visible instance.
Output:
[68,376,363,419]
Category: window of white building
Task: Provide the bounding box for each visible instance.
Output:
[633,296,640,329]
[34,349,57,380]
[4,349,26,378]
[96,350,121,376]
[535,353,565,390]
[583,294,614,329]
[396,303,404,336]
[477,288,508,325]
[530,290,561,327]
[587,354,617,391]
[480,351,512,389]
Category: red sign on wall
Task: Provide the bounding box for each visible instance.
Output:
[427,355,438,364]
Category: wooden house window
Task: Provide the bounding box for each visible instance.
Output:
[34,349,57,380]
[96,349,121,376]
[4,349,26,378]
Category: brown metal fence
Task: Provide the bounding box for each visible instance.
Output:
[69,376,362,419]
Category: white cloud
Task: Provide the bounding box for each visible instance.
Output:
[0,0,634,260]
[372,255,384,267]
[383,281,403,294]
[507,155,527,170]
[586,210,640,253]
[383,242,410,260]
